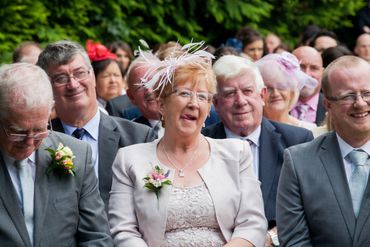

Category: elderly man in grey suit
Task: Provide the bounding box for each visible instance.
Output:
[0,63,112,246]
[277,55,370,246]
[37,41,156,212]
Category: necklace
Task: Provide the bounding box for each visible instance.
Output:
[162,137,202,178]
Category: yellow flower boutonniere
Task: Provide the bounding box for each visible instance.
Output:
[46,143,76,176]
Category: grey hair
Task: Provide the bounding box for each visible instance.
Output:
[212,55,265,93]
[37,40,91,73]
[125,56,148,88]
[0,63,54,120]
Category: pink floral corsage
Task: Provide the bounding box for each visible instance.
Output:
[143,165,172,199]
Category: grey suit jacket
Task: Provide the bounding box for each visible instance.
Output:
[109,138,267,247]
[277,132,370,247]
[52,112,156,211]
[0,131,113,247]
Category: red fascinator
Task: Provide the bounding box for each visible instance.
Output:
[86,40,117,62]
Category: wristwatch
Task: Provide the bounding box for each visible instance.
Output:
[268,230,280,246]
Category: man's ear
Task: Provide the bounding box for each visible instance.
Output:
[323,97,331,111]
[260,87,267,107]
[158,97,165,116]
[126,89,137,105]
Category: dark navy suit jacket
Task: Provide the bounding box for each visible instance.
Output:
[202,118,314,228]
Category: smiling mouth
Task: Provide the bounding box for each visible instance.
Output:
[65,90,84,97]
[351,111,369,118]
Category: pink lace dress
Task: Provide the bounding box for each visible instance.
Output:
[161,183,226,247]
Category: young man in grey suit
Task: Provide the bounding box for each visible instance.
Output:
[37,41,156,212]
[202,55,314,247]
[0,63,112,246]
[277,56,370,246]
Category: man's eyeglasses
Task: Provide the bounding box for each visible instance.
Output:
[51,68,90,87]
[326,91,370,105]
[170,88,212,103]
[2,122,52,142]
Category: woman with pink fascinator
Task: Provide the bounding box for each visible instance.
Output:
[256,52,318,130]
[109,42,267,247]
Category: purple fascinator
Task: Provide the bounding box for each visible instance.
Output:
[136,41,214,95]
[256,52,317,90]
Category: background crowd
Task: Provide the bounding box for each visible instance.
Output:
[0,19,369,247]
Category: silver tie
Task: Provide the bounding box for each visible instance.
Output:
[348,149,369,218]
[16,159,34,245]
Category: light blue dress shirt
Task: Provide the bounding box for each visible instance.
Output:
[61,110,100,178]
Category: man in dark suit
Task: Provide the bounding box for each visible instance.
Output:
[277,56,370,246]
[106,94,136,118]
[0,63,112,246]
[125,57,164,135]
[37,41,156,211]
[291,46,326,125]
[202,55,313,247]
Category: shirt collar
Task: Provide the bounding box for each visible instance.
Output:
[3,151,35,165]
[336,133,370,159]
[297,93,320,110]
[224,125,261,147]
[61,110,100,141]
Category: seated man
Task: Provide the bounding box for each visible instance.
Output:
[202,55,313,247]
[277,55,370,246]
[0,63,112,246]
[37,40,156,211]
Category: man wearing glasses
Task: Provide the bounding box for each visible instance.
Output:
[37,41,156,212]
[0,63,112,246]
[277,55,370,246]
[202,55,314,247]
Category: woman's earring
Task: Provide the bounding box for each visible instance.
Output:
[202,122,205,128]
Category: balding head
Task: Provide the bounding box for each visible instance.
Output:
[293,46,323,99]
[321,55,370,96]
[354,33,370,61]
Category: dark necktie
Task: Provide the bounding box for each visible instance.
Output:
[72,128,85,140]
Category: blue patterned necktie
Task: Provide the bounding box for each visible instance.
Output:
[72,128,85,140]
[15,159,34,245]
[348,149,369,217]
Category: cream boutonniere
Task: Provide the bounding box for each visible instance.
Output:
[143,165,172,199]
[46,143,76,176]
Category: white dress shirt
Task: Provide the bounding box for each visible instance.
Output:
[336,134,370,184]
[224,126,261,178]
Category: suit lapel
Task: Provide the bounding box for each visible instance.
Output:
[315,93,326,125]
[202,122,226,139]
[134,116,151,127]
[33,139,52,247]
[0,152,32,247]
[258,119,281,205]
[51,118,65,133]
[353,156,370,242]
[98,114,120,199]
[319,133,356,238]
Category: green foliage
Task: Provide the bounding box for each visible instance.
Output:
[0,0,367,64]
